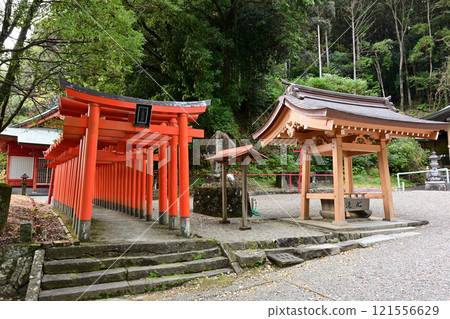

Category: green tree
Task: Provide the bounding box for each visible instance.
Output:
[123,0,316,138]
[0,0,144,131]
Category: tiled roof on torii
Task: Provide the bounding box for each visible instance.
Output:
[59,79,210,123]
[44,80,209,166]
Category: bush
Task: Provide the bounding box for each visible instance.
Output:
[387,137,429,174]
[301,73,378,96]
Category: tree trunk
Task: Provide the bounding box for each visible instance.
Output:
[317,24,322,78]
[427,0,433,106]
[352,18,356,80]
[404,53,412,108]
[374,56,385,97]
[325,31,329,69]
[388,1,405,110]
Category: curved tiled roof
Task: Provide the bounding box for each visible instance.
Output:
[60,79,210,108]
[253,80,448,139]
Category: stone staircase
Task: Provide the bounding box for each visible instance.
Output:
[333,226,420,241]
[38,240,232,300]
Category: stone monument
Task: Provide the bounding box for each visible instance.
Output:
[425,151,447,191]
[0,183,12,235]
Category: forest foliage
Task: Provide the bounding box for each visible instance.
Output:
[1,0,448,175]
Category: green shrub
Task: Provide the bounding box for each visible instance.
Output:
[387,138,429,175]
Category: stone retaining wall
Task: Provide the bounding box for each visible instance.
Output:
[0,244,40,299]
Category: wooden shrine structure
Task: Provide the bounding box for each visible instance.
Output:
[206,145,266,229]
[253,80,448,224]
[45,80,210,241]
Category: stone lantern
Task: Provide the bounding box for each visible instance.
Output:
[21,173,29,195]
[425,152,446,191]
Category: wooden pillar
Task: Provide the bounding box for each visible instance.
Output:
[332,136,346,224]
[114,162,118,211]
[220,162,230,224]
[47,166,55,204]
[239,164,251,230]
[158,134,168,225]
[121,162,126,213]
[178,114,190,236]
[344,156,354,193]
[146,148,154,221]
[6,152,10,184]
[300,146,311,220]
[132,158,138,217]
[32,154,38,193]
[74,137,85,231]
[127,157,132,214]
[78,103,100,241]
[125,160,132,215]
[378,139,396,221]
[168,118,178,229]
[136,156,142,217]
[447,124,450,159]
[140,152,146,219]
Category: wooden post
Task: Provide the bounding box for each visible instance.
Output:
[131,159,137,217]
[332,137,346,224]
[344,156,354,193]
[300,146,311,220]
[168,118,178,229]
[447,123,450,159]
[158,135,168,225]
[146,148,154,221]
[378,139,396,221]
[78,103,100,241]
[6,153,10,184]
[140,153,146,219]
[220,162,230,224]
[32,154,38,193]
[239,164,251,230]
[136,157,142,217]
[47,166,55,204]
[126,158,132,214]
[178,114,190,236]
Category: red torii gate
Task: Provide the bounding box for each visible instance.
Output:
[45,80,210,241]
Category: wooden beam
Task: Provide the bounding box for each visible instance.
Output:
[311,143,333,155]
[305,193,334,199]
[364,193,383,199]
[342,142,381,153]
[64,116,204,138]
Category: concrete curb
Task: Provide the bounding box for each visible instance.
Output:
[25,249,45,301]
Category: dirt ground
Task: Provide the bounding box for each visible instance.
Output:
[0,195,68,245]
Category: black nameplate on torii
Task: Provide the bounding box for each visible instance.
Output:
[134,104,152,127]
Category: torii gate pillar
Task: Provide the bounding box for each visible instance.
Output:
[78,103,100,241]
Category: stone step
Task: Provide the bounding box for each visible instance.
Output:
[293,244,341,260]
[126,257,229,280]
[43,247,221,274]
[356,232,420,248]
[39,268,232,301]
[101,247,220,269]
[42,268,128,290]
[41,256,229,290]
[356,234,394,247]
[44,240,218,260]
[335,227,417,241]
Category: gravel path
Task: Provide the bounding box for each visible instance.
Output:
[117,191,449,301]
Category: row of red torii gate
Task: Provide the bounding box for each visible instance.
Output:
[45,79,447,242]
[46,80,210,240]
